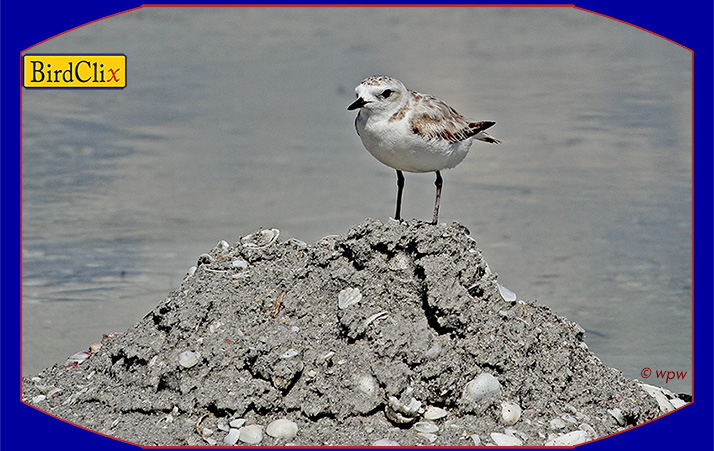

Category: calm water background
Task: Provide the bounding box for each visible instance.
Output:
[23,6,691,393]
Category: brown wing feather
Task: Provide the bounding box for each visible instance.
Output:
[409,93,496,143]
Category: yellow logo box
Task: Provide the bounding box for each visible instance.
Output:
[23,54,126,89]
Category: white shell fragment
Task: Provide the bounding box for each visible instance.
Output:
[356,375,377,395]
[238,425,263,444]
[385,396,422,425]
[501,402,522,426]
[178,351,200,368]
[639,383,676,413]
[464,373,501,403]
[66,351,90,367]
[223,428,240,445]
[414,421,439,433]
[545,430,588,446]
[338,287,362,309]
[242,228,280,249]
[498,283,517,302]
[372,438,400,446]
[608,408,626,426]
[549,418,566,430]
[229,419,246,428]
[232,259,249,269]
[417,432,437,443]
[423,406,448,420]
[266,419,298,440]
[491,432,522,446]
[279,349,299,359]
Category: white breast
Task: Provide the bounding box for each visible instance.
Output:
[356,112,472,173]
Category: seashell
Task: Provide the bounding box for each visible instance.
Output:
[545,430,588,446]
[266,419,298,440]
[217,424,230,432]
[549,418,567,430]
[490,432,522,446]
[229,418,246,428]
[279,349,299,359]
[285,237,308,248]
[197,253,214,266]
[464,373,501,403]
[479,259,492,275]
[232,259,249,269]
[238,425,263,444]
[561,413,578,424]
[66,351,90,368]
[639,383,675,413]
[32,395,46,404]
[372,439,400,446]
[414,422,439,433]
[498,283,517,302]
[423,406,447,421]
[501,402,522,426]
[356,375,377,395]
[579,423,596,437]
[217,240,230,251]
[338,287,362,309]
[242,228,280,249]
[223,428,240,445]
[417,432,437,443]
[187,266,196,276]
[89,343,102,353]
[385,396,422,425]
[388,253,410,271]
[203,437,217,446]
[608,408,626,426]
[363,311,388,328]
[471,434,481,446]
[178,351,200,368]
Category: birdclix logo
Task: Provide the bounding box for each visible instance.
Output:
[22,54,126,89]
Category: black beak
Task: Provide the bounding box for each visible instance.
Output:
[347,97,367,110]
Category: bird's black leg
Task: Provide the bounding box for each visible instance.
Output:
[432,170,443,225]
[395,170,405,221]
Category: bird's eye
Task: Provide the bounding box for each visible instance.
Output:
[381,89,392,98]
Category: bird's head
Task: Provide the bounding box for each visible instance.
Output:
[347,76,407,117]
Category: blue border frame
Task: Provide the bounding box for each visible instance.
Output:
[21,53,128,89]
[2,2,711,450]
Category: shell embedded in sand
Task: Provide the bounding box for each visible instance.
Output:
[338,287,362,309]
[501,402,522,425]
[265,419,298,440]
[178,351,200,368]
[238,425,263,444]
[464,373,501,402]
[241,228,280,249]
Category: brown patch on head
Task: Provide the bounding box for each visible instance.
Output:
[362,75,397,86]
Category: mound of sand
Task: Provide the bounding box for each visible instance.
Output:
[22,219,687,446]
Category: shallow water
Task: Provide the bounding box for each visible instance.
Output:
[23,6,691,393]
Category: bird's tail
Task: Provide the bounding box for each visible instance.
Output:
[468,121,501,144]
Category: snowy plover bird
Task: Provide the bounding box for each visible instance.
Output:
[348,75,500,224]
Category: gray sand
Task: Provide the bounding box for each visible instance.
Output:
[22,219,688,446]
